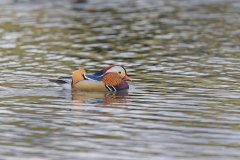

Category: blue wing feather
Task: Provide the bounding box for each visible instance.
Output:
[93,71,104,76]
[84,74,102,81]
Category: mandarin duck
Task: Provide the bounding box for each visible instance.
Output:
[49,65,131,92]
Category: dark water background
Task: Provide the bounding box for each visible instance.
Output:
[0,0,240,159]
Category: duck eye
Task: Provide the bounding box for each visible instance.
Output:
[118,71,121,74]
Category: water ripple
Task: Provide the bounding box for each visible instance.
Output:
[0,0,240,160]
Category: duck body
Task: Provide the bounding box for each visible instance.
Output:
[73,79,129,92]
[49,65,131,92]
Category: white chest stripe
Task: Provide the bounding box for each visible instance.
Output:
[111,86,117,92]
[105,85,112,92]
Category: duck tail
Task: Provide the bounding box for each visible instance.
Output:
[49,79,67,84]
[49,76,72,84]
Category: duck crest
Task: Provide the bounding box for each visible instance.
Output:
[94,65,115,76]
[102,65,115,73]
[102,72,123,86]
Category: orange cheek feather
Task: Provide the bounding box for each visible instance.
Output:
[102,73,123,86]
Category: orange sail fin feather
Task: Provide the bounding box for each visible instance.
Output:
[72,67,86,85]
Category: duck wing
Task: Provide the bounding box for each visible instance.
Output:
[83,74,102,81]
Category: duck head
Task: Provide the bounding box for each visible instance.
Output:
[96,65,132,81]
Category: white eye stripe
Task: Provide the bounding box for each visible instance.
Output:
[106,66,125,74]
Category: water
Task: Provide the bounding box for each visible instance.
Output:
[0,0,240,159]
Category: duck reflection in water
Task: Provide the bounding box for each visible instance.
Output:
[71,89,129,106]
